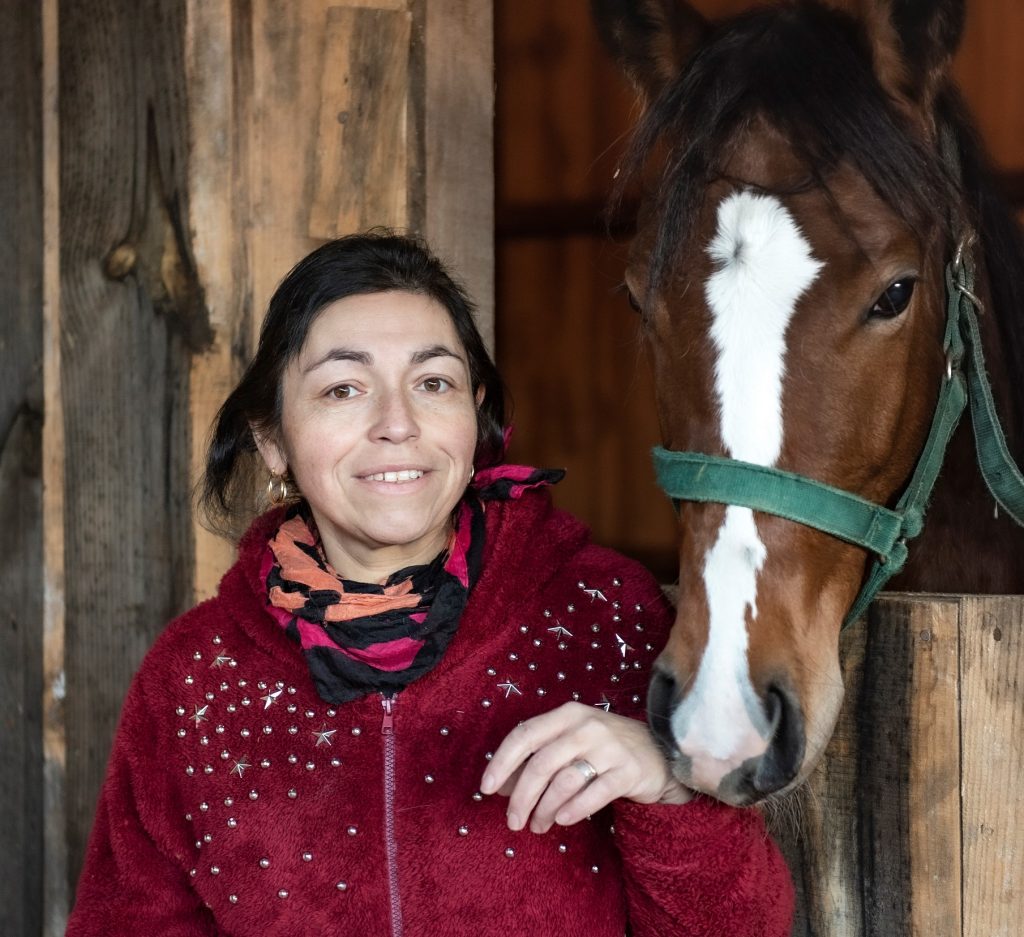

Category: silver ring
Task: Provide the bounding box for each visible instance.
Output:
[571,759,598,784]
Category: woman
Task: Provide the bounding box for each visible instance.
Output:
[67,233,794,935]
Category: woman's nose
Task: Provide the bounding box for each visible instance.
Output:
[371,388,420,443]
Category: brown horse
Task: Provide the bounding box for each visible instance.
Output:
[592,0,1024,805]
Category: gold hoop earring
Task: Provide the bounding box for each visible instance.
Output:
[267,473,290,505]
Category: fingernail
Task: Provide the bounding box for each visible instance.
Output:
[480,774,495,794]
[555,811,570,826]
[507,811,521,830]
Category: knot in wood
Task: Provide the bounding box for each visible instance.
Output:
[104,243,137,280]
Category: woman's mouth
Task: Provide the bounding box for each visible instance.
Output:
[362,469,425,484]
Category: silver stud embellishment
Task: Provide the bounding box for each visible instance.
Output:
[439,727,450,736]
[351,727,362,736]
[336,881,348,891]
[210,865,220,875]
[230,757,251,778]
[288,789,297,799]
[259,858,270,868]
[277,889,289,899]
[481,699,492,708]
[584,588,607,602]
[249,790,258,800]
[227,818,237,829]
[347,826,358,836]
[458,825,469,836]
[177,728,186,738]
[497,679,522,698]
[229,895,238,905]
[314,727,337,747]
[558,844,567,853]
[505,848,515,858]
[191,705,209,727]
[176,705,186,716]
[548,625,572,639]
[425,774,435,783]
[302,852,313,862]
[260,688,283,709]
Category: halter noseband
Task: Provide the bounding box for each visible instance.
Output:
[653,230,1024,630]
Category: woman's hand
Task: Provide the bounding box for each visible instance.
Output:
[479,702,692,833]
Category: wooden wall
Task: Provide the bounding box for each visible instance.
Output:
[495,0,1024,581]
[2,2,493,933]
[778,595,1023,936]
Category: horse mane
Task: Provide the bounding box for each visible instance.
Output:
[613,0,1023,435]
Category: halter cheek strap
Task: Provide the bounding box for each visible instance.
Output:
[654,234,1024,630]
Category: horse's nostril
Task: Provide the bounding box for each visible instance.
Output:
[753,684,805,795]
[646,667,679,755]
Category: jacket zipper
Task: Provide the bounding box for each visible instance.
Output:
[381,694,403,937]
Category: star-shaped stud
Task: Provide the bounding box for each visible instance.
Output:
[615,634,634,658]
[313,727,337,747]
[261,688,283,710]
[230,756,251,778]
[497,679,523,698]
[211,653,233,668]
[594,696,611,712]
[191,704,209,726]
[547,624,573,639]
[583,588,607,602]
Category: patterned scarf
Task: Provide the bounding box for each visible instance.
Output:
[262,463,563,704]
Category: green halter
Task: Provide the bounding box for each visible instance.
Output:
[653,233,1024,629]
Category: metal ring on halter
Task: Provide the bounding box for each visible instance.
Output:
[945,351,954,382]
[955,281,985,313]
[952,229,977,272]
[267,473,290,505]
[571,759,598,784]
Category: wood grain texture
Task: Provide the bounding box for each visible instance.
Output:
[777,595,962,937]
[185,0,255,600]
[0,14,44,935]
[960,595,1024,937]
[421,0,495,348]
[308,6,411,238]
[59,0,198,898]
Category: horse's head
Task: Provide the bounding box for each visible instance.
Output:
[595,0,969,804]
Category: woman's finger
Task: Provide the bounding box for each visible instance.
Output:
[502,732,594,830]
[527,758,619,833]
[481,703,593,795]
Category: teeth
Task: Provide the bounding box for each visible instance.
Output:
[366,470,424,483]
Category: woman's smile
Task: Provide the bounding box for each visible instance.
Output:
[255,290,480,582]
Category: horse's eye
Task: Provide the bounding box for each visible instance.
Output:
[625,289,643,314]
[869,278,916,319]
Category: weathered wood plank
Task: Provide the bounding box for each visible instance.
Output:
[0,15,44,936]
[420,0,494,347]
[777,595,962,937]
[59,0,198,902]
[960,595,1024,937]
[308,6,411,238]
[184,0,255,600]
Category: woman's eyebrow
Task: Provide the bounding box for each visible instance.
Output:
[303,348,372,374]
[411,344,465,365]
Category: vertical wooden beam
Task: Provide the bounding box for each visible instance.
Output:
[0,4,45,934]
[960,596,1024,936]
[59,0,198,898]
[184,0,254,600]
[421,0,495,348]
[778,595,962,936]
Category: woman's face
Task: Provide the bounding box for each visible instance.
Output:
[257,290,480,581]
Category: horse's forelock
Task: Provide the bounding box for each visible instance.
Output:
[612,1,959,298]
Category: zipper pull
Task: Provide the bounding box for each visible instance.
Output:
[381,696,395,736]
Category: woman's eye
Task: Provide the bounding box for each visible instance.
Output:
[420,377,451,393]
[869,278,916,319]
[330,384,358,400]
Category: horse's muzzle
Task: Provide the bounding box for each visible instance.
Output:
[646,665,806,804]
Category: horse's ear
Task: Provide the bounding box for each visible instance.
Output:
[591,0,707,101]
[861,0,965,117]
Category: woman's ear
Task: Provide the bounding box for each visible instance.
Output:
[475,385,486,408]
[252,425,288,477]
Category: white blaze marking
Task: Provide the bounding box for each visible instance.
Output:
[673,191,822,789]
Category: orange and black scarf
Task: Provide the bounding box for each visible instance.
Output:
[262,464,563,704]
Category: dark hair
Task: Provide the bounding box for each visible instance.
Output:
[200,231,507,536]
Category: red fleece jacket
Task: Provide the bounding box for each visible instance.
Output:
[67,491,794,936]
